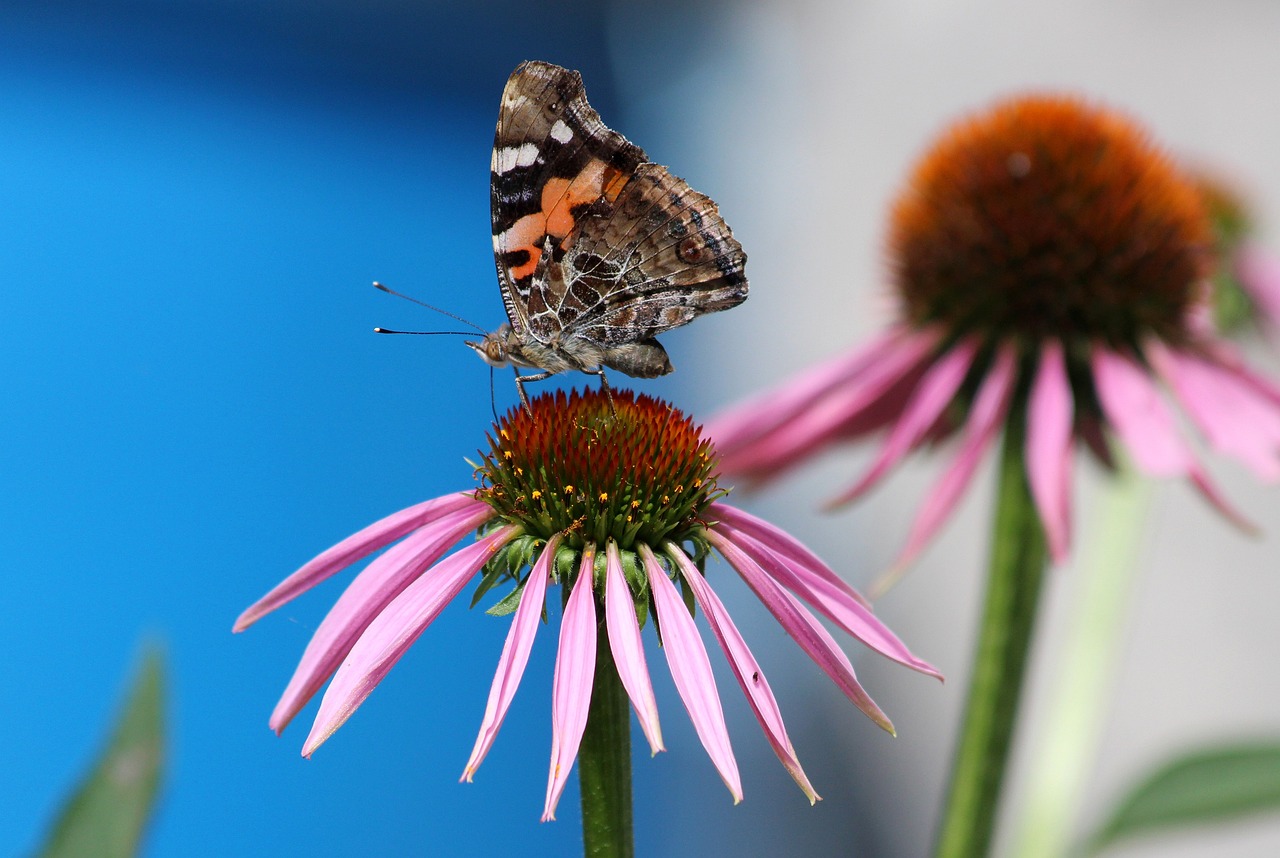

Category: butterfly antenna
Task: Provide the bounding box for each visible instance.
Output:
[373,281,485,333]
[374,328,475,336]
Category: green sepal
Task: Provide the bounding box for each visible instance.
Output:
[486,578,527,617]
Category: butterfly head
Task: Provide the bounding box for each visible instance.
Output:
[466,325,518,368]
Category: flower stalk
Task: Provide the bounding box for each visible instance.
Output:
[578,622,634,858]
[934,395,1049,858]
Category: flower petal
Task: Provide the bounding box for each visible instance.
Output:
[714,328,940,480]
[1092,347,1254,531]
[542,545,598,822]
[827,338,979,506]
[462,533,561,781]
[705,530,894,734]
[235,492,483,631]
[638,544,742,803]
[270,504,495,733]
[1149,341,1280,481]
[712,520,940,680]
[1025,340,1075,564]
[604,541,663,754]
[890,345,1017,574]
[302,524,519,756]
[710,502,871,610]
[1237,242,1280,326]
[666,544,819,803]
[707,328,908,454]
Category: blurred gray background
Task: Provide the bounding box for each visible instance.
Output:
[615,1,1280,856]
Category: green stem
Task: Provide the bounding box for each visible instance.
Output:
[578,622,633,858]
[1010,459,1151,856]
[934,408,1050,858]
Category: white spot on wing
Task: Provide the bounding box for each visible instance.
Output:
[493,143,541,175]
[550,120,573,144]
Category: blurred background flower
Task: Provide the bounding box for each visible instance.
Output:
[6,2,1280,857]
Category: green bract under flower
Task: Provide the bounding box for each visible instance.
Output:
[474,389,722,601]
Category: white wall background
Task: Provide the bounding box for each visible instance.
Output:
[606,2,1280,855]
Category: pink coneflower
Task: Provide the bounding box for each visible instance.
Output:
[235,389,938,820]
[709,95,1280,571]
[1195,171,1280,337]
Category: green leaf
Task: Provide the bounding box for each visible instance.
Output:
[1084,740,1280,855]
[38,648,167,858]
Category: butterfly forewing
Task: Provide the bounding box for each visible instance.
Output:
[481,60,748,399]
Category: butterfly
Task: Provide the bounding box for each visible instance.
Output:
[467,60,749,411]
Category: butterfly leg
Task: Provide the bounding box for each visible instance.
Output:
[513,369,555,414]
[582,367,617,415]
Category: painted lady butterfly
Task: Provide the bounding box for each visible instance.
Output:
[468,61,749,410]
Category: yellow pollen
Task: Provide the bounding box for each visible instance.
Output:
[564,485,575,494]
[631,500,641,509]
[598,492,608,502]
[532,490,542,500]
[662,494,670,504]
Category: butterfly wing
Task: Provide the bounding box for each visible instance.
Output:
[490,61,647,342]
[559,161,749,348]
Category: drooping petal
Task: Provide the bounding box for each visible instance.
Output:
[827,338,979,506]
[270,504,495,733]
[604,541,663,754]
[710,502,871,610]
[542,545,598,822]
[462,533,561,781]
[707,327,910,455]
[715,328,941,479]
[235,492,484,631]
[1092,347,1253,530]
[706,530,894,734]
[666,544,819,804]
[1025,340,1075,564]
[302,524,519,756]
[713,520,940,680]
[1148,341,1280,481]
[638,544,742,803]
[890,345,1017,574]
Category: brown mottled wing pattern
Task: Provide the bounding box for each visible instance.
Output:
[490,61,646,342]
[560,162,748,347]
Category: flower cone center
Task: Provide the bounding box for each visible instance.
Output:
[889,95,1212,350]
[477,389,720,553]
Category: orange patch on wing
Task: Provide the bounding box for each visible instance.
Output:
[602,166,629,202]
[504,213,547,280]
[542,159,607,239]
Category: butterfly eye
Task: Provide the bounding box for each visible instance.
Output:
[677,236,706,264]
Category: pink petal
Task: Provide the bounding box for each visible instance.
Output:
[1237,243,1280,326]
[1149,342,1280,481]
[712,520,940,680]
[1092,347,1254,530]
[706,328,907,453]
[235,492,483,631]
[711,502,871,610]
[604,542,663,754]
[542,545,598,822]
[1025,341,1075,564]
[666,544,819,803]
[891,345,1017,573]
[270,504,495,733]
[706,530,894,734]
[638,544,742,803]
[462,533,562,781]
[715,328,940,479]
[827,338,979,506]
[302,524,519,756]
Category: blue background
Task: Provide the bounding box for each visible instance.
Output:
[1,2,695,855]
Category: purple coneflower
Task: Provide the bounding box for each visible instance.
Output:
[709,95,1280,571]
[235,389,938,821]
